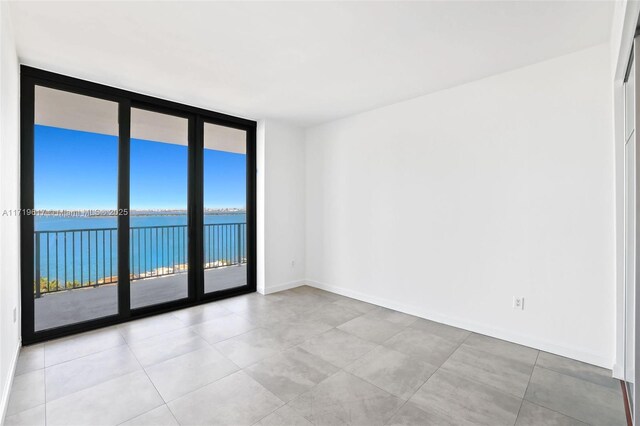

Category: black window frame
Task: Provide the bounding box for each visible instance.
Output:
[20,66,257,345]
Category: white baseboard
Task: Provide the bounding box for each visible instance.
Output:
[306,279,612,369]
[263,279,305,295]
[612,363,625,380]
[0,340,20,424]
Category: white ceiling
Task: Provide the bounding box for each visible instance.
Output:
[10,1,614,127]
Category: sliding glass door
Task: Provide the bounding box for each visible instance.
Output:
[130,108,191,309]
[21,67,256,344]
[624,38,640,423]
[203,122,248,294]
[32,86,120,332]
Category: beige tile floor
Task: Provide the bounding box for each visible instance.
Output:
[3,286,627,426]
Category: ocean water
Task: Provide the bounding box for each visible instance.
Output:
[34,214,246,289]
[35,213,246,231]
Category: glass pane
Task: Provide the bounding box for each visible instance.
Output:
[130,108,189,308]
[626,134,637,411]
[34,86,119,331]
[625,53,637,415]
[203,122,247,293]
[626,60,636,143]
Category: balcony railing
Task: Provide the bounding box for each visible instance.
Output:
[34,223,247,297]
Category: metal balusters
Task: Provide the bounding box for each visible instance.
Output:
[33,223,246,295]
[94,230,98,287]
[88,231,92,286]
[102,230,106,285]
[35,234,41,298]
[72,233,76,287]
[80,231,84,287]
[111,231,114,283]
[46,233,50,292]
[144,228,147,277]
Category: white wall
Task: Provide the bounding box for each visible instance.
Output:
[0,2,21,422]
[257,120,306,294]
[305,43,615,368]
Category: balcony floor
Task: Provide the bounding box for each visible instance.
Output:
[34,265,247,331]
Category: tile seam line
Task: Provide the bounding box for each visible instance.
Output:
[514,350,540,426]
[383,326,473,424]
[524,365,623,425]
[112,334,164,426]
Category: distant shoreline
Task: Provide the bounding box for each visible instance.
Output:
[33,209,246,218]
[131,212,246,216]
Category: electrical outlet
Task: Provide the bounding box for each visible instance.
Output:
[513,297,524,310]
[13,307,16,323]
[291,260,295,268]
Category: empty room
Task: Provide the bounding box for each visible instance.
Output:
[0,1,637,425]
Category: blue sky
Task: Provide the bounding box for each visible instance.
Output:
[34,125,246,210]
